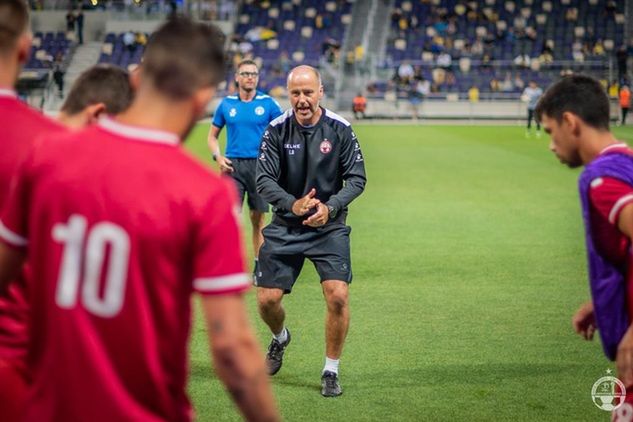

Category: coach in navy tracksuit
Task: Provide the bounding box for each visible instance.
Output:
[255,65,366,397]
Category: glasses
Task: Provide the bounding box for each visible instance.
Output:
[238,71,259,78]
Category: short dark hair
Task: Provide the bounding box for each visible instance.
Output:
[535,74,610,130]
[0,0,29,55]
[61,64,133,115]
[237,59,258,70]
[142,17,226,100]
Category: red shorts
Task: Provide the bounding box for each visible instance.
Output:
[0,357,29,422]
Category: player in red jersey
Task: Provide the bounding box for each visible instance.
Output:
[536,75,633,421]
[0,59,134,420]
[57,63,134,128]
[0,17,279,422]
[0,1,65,420]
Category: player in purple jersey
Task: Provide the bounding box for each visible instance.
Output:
[537,75,633,420]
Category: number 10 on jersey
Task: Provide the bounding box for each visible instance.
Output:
[52,214,130,318]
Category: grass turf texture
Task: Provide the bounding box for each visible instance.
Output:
[183,123,633,421]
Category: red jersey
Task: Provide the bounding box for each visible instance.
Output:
[0,89,65,360]
[588,143,633,322]
[0,117,250,422]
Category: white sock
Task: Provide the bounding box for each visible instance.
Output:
[273,327,288,343]
[323,357,339,375]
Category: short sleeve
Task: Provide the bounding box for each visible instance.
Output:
[192,178,250,295]
[269,98,283,120]
[0,152,33,249]
[211,100,225,129]
[589,176,633,225]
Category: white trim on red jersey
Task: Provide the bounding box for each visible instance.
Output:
[193,273,251,292]
[600,143,629,155]
[0,220,28,247]
[0,88,17,98]
[609,193,633,224]
[98,117,180,145]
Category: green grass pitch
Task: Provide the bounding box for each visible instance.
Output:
[182,122,633,421]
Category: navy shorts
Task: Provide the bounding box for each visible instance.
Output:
[255,223,353,293]
[229,158,269,213]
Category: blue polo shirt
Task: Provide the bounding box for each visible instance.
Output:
[212,92,284,159]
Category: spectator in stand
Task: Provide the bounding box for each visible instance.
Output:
[413,65,424,82]
[514,53,531,68]
[135,32,147,48]
[352,92,367,119]
[431,67,446,87]
[238,39,253,55]
[354,43,364,74]
[593,39,606,56]
[391,7,402,28]
[539,42,554,64]
[445,72,456,91]
[481,53,493,68]
[275,50,291,75]
[65,7,75,33]
[490,77,500,92]
[501,73,514,92]
[437,51,452,69]
[468,85,480,103]
[430,36,445,54]
[322,13,333,29]
[572,40,585,62]
[433,18,447,36]
[123,30,135,53]
[52,52,65,99]
[75,7,84,45]
[565,7,578,22]
[604,0,617,17]
[314,13,324,29]
[514,74,525,91]
[322,37,340,65]
[398,60,414,84]
[609,80,620,99]
[617,46,628,84]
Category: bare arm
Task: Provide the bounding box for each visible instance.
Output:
[201,293,280,422]
[206,125,233,173]
[616,203,633,386]
[0,242,26,293]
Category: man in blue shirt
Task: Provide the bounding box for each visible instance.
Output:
[207,60,283,260]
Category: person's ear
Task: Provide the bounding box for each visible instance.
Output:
[16,33,32,65]
[562,111,581,137]
[192,86,216,118]
[130,66,142,91]
[84,102,106,124]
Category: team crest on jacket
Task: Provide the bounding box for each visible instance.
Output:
[320,139,332,154]
[255,106,265,116]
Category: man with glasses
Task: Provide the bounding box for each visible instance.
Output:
[208,60,283,265]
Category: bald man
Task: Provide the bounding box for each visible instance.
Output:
[255,65,367,397]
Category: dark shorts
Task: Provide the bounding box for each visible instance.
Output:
[255,223,353,293]
[228,158,269,213]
